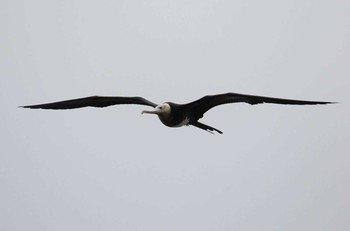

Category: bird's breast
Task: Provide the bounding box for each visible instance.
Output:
[173,117,190,127]
[158,114,189,127]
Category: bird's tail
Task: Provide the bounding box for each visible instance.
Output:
[191,121,223,134]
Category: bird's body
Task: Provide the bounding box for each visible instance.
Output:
[21,92,335,134]
[155,103,189,127]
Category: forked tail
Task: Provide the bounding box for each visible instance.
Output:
[191,121,223,134]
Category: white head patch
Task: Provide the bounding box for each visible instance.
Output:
[156,103,171,115]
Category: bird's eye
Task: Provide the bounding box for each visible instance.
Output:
[159,107,162,109]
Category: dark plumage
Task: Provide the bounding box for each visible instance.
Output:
[21,96,157,109]
[21,92,335,134]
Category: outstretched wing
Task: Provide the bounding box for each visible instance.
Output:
[186,92,335,119]
[21,96,158,109]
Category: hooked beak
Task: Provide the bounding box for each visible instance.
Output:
[141,108,161,115]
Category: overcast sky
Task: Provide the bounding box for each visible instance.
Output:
[1,0,349,230]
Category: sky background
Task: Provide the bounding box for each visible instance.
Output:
[1,0,349,230]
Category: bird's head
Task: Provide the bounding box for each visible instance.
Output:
[141,103,171,116]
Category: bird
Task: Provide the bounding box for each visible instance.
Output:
[21,92,335,134]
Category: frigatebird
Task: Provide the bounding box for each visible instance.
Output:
[21,92,334,134]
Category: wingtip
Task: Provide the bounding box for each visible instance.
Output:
[19,105,41,109]
[322,101,338,105]
[312,101,338,105]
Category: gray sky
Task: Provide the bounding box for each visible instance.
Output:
[1,0,349,230]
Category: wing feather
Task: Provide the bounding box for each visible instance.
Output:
[186,92,335,119]
[21,96,157,109]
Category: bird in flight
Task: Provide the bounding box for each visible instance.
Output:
[21,92,334,134]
